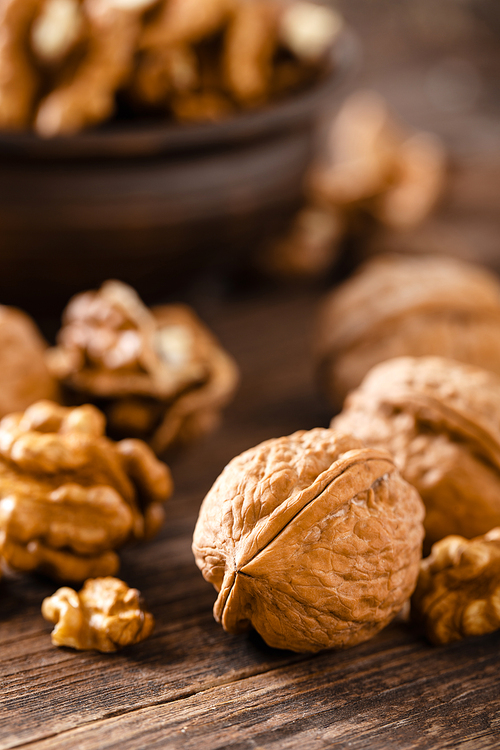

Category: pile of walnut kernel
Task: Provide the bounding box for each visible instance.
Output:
[0,0,343,136]
[0,282,239,653]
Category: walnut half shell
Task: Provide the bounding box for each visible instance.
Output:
[193,428,425,653]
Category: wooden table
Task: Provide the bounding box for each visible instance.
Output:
[2,285,500,750]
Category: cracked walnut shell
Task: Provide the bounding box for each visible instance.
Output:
[42,576,155,652]
[332,356,500,550]
[412,529,500,645]
[315,254,500,409]
[0,400,172,581]
[193,428,424,653]
[46,280,239,454]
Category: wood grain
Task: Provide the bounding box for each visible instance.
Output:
[2,286,500,750]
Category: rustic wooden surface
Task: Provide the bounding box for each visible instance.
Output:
[2,284,500,750]
[2,1,500,747]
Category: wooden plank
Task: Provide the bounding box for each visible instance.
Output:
[5,626,499,750]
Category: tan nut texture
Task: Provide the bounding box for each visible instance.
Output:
[332,356,500,550]
[0,400,172,581]
[0,306,58,419]
[47,280,239,454]
[412,529,500,645]
[42,576,155,651]
[315,254,500,408]
[193,428,425,653]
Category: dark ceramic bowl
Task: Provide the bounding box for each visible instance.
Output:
[0,29,358,312]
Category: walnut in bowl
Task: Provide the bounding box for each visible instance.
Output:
[315,254,500,410]
[0,400,172,581]
[332,356,500,550]
[193,427,424,653]
[46,280,239,454]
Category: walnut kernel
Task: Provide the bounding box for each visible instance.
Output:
[412,529,500,645]
[42,576,155,651]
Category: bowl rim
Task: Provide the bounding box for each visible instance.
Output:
[0,27,360,161]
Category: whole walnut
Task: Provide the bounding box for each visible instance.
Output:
[315,254,500,409]
[333,356,500,551]
[412,529,500,645]
[42,576,155,652]
[0,306,58,418]
[0,400,172,581]
[192,428,424,653]
[46,280,239,455]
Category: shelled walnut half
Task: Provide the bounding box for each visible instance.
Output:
[315,254,500,408]
[332,356,500,550]
[193,428,424,653]
[0,400,172,581]
[46,280,239,455]
[42,576,155,651]
[412,529,500,645]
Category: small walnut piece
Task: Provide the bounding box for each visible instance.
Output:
[42,576,155,651]
[0,400,172,581]
[315,254,500,407]
[332,356,500,550]
[193,428,424,653]
[47,280,239,454]
[412,529,500,645]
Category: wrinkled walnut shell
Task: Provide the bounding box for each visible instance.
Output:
[333,356,500,550]
[0,400,172,581]
[315,254,500,409]
[46,280,239,454]
[42,576,155,652]
[412,529,500,645]
[193,428,424,653]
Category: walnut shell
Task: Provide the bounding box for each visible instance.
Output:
[42,576,155,652]
[0,306,58,418]
[46,280,239,454]
[192,428,424,653]
[333,356,500,550]
[412,529,500,645]
[315,254,500,409]
[0,400,172,581]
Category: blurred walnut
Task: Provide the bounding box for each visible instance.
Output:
[42,576,155,651]
[333,356,500,551]
[0,400,172,581]
[0,306,58,419]
[193,428,424,653]
[310,90,446,230]
[315,254,500,408]
[47,281,239,454]
[412,529,500,645]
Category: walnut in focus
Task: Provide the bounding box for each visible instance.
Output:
[332,356,500,550]
[315,254,500,407]
[0,306,58,419]
[412,529,500,645]
[0,400,172,581]
[193,428,424,653]
[46,281,239,455]
[42,576,155,651]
